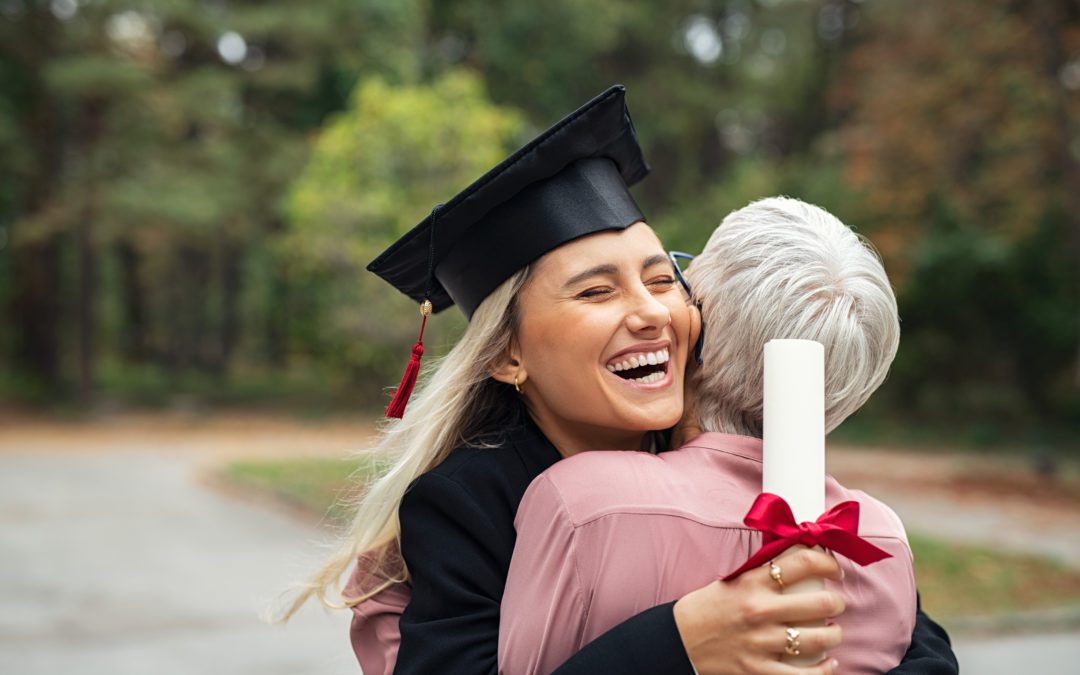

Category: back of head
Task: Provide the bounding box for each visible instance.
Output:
[686,196,899,436]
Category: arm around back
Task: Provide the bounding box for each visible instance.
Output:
[886,595,959,675]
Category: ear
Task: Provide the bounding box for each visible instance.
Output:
[689,303,703,348]
[489,337,526,387]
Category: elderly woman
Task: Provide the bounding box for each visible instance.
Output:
[499,197,924,674]
[286,88,957,675]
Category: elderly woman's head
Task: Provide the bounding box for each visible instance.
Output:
[686,197,899,437]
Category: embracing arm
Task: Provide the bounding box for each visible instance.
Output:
[550,604,693,674]
[887,595,959,675]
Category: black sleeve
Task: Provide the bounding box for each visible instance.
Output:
[552,601,695,674]
[394,472,508,674]
[887,594,959,674]
[393,471,696,675]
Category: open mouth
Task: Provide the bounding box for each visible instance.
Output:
[605,348,670,384]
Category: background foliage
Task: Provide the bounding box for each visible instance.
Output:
[1,0,1077,443]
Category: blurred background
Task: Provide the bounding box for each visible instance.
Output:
[0,0,1078,673]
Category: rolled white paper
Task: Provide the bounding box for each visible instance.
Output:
[763,339,826,666]
[763,339,825,519]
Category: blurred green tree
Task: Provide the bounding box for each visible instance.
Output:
[281,71,525,387]
[0,0,424,399]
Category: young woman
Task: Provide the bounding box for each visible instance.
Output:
[286,87,957,675]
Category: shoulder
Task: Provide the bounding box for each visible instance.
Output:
[527,450,671,523]
[402,428,561,528]
[827,477,909,544]
[542,448,661,485]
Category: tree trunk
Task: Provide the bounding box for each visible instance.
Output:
[116,240,146,362]
[167,246,211,371]
[75,100,106,403]
[265,219,288,367]
[8,6,63,390]
[12,241,62,385]
[216,241,242,376]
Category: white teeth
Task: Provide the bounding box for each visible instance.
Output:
[632,371,665,384]
[606,348,672,373]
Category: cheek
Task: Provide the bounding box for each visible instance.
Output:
[664,298,693,343]
[520,312,611,389]
[522,318,584,370]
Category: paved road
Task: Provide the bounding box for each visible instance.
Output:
[1,430,1076,674]
[954,631,1080,674]
[0,449,356,675]
[829,447,1080,571]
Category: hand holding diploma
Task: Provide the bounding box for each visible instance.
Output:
[722,340,892,666]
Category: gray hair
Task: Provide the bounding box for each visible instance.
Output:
[686,196,899,437]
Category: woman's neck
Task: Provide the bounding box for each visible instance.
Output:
[526,409,647,458]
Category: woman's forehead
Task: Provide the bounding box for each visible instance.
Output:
[532,222,663,277]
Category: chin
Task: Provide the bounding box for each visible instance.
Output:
[617,400,683,431]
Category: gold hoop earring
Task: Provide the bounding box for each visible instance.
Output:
[514,375,523,395]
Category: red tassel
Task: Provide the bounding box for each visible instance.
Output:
[385,301,431,418]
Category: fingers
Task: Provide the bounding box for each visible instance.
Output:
[760,548,844,588]
[758,589,846,624]
[760,656,841,675]
[756,623,842,656]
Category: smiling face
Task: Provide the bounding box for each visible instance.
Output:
[496,222,699,455]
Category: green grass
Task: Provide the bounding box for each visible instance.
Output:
[909,532,1080,620]
[220,456,1080,620]
[220,455,386,524]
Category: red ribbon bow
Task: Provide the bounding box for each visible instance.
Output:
[723,492,893,580]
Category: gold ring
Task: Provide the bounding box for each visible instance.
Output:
[785,627,801,656]
[769,560,785,590]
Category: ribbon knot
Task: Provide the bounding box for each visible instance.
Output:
[723,492,893,580]
[798,521,824,541]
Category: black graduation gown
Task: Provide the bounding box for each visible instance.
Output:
[393,417,958,674]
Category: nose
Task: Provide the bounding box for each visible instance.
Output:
[626,282,672,335]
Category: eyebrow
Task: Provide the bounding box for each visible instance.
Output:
[562,254,673,289]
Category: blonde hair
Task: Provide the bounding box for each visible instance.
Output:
[277,267,530,621]
[686,197,899,437]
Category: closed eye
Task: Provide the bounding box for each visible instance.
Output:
[578,287,614,299]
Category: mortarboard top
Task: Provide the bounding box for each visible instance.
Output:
[367,84,650,319]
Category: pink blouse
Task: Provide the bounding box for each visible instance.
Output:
[498,433,916,675]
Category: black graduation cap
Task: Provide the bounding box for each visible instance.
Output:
[367,84,650,319]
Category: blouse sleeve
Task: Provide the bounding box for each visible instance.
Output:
[349,581,409,675]
[345,540,410,675]
[886,594,959,674]
[500,475,695,675]
[498,474,589,674]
